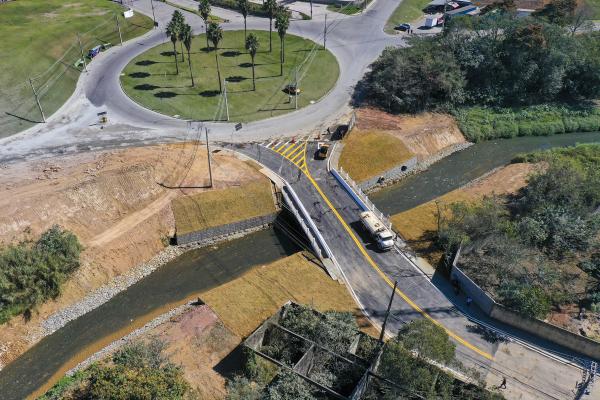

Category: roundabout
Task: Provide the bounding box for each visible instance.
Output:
[121,30,339,122]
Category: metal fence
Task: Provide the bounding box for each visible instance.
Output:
[337,167,392,230]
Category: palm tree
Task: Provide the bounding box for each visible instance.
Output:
[198,0,211,50]
[207,21,223,93]
[172,11,186,62]
[237,0,250,41]
[275,9,289,76]
[181,24,195,87]
[263,0,277,52]
[166,20,179,74]
[245,33,260,91]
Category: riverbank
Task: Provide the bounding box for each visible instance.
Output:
[0,143,275,369]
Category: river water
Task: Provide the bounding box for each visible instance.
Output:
[0,228,298,400]
[371,132,600,215]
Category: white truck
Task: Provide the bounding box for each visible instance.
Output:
[360,211,395,251]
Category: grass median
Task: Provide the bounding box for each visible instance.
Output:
[384,0,430,33]
[120,30,339,122]
[0,0,153,138]
[339,129,414,182]
[171,178,276,235]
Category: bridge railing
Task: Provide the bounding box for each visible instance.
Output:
[337,167,392,230]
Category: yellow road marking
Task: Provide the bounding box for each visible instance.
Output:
[282,142,301,157]
[286,143,305,159]
[290,145,307,163]
[275,141,289,152]
[269,143,494,361]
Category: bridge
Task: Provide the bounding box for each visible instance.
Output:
[235,137,600,400]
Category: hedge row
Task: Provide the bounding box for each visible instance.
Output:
[455,106,600,142]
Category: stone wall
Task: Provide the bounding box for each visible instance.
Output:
[175,213,277,245]
[358,156,419,192]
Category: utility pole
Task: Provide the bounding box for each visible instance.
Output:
[29,78,46,123]
[76,33,88,72]
[379,280,398,343]
[363,0,366,13]
[205,128,213,188]
[442,0,448,29]
[323,14,327,49]
[115,14,123,46]
[150,0,157,28]
[310,0,313,19]
[294,68,298,110]
[223,80,230,121]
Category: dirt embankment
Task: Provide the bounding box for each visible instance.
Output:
[0,143,268,368]
[355,108,467,162]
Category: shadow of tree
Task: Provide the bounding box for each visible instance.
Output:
[154,91,177,98]
[226,76,247,83]
[135,83,160,91]
[199,90,220,97]
[221,50,241,57]
[239,62,252,68]
[129,72,151,78]
[160,51,176,57]
[136,60,157,66]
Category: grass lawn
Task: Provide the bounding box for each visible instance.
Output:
[339,129,414,182]
[201,252,378,337]
[384,0,430,33]
[171,178,276,235]
[164,0,226,22]
[121,30,339,122]
[0,0,153,138]
[327,0,370,15]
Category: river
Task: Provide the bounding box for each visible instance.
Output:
[371,132,600,215]
[0,228,299,400]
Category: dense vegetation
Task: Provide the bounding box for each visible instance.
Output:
[227,305,500,399]
[366,320,503,400]
[455,105,600,142]
[40,339,190,400]
[359,7,600,141]
[438,144,600,318]
[0,226,82,323]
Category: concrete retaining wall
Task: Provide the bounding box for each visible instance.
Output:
[175,213,277,245]
[452,249,600,360]
[358,157,418,192]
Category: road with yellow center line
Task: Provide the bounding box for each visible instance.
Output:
[265,139,494,361]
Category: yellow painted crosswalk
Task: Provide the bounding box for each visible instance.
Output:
[264,138,309,172]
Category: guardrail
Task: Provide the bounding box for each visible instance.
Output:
[334,167,392,230]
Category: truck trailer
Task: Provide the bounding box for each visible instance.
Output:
[360,211,395,251]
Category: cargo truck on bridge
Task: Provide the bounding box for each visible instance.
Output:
[360,211,395,251]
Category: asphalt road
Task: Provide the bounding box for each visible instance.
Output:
[236,138,597,399]
[0,0,402,163]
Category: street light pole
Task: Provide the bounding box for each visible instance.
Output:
[29,78,46,123]
[76,33,88,72]
[150,0,157,28]
[323,14,327,49]
[205,128,213,188]
[379,280,398,343]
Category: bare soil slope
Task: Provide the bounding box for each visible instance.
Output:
[355,108,466,161]
[0,143,268,368]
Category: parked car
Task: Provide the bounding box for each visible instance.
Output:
[394,23,411,32]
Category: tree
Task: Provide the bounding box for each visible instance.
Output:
[263,0,278,52]
[275,8,290,76]
[166,19,180,74]
[533,0,577,26]
[237,0,250,41]
[172,10,186,62]
[198,0,212,50]
[207,21,223,93]
[181,24,195,87]
[245,33,260,91]
[397,319,456,364]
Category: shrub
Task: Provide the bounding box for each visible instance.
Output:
[0,226,82,323]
